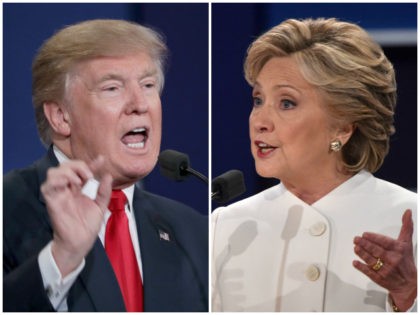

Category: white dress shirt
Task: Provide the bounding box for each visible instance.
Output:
[212,171,417,312]
[38,146,143,311]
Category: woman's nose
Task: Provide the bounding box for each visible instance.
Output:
[250,105,274,133]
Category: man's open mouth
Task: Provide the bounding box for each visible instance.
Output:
[121,127,148,149]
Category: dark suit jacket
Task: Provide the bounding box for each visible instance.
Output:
[3,148,208,311]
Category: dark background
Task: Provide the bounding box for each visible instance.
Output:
[3,3,418,214]
[212,3,417,209]
[3,3,209,214]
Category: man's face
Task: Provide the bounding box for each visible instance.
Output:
[64,52,162,188]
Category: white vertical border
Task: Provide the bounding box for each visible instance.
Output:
[208,1,213,312]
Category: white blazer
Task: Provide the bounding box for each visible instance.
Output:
[212,171,417,312]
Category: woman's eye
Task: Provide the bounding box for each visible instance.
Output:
[281,99,296,109]
[253,97,263,107]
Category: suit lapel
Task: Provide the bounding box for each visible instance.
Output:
[35,146,58,206]
[132,187,185,311]
[33,147,59,228]
[69,239,126,311]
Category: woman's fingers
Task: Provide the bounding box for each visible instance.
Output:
[354,236,387,262]
[352,209,417,311]
[398,209,413,243]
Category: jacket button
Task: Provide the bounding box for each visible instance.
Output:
[305,265,321,281]
[309,221,327,236]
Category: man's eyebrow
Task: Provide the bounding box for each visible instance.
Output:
[95,69,158,83]
[96,73,125,83]
[139,69,158,80]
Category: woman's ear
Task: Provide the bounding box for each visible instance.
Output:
[336,123,355,145]
[43,102,71,137]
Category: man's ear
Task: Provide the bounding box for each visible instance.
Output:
[43,102,71,137]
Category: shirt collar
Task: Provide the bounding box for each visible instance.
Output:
[53,145,69,164]
[52,145,135,211]
[121,185,135,212]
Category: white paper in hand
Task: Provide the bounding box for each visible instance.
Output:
[81,178,100,200]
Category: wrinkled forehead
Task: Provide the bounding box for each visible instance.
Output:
[70,52,157,74]
[63,52,161,91]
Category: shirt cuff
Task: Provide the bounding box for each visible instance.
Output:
[38,241,85,311]
[386,294,417,312]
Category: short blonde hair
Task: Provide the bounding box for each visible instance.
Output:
[245,18,396,173]
[32,19,168,147]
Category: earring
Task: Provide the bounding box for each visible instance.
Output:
[330,140,342,152]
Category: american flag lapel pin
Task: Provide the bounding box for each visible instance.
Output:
[159,230,170,242]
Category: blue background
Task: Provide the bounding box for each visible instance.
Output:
[3,3,209,214]
[212,3,417,209]
[3,3,418,213]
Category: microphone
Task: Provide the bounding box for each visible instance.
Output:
[211,170,246,204]
[158,149,208,183]
[158,149,246,203]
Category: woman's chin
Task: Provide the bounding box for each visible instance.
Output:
[255,165,279,179]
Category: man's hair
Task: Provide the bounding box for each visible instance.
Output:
[32,19,168,146]
[245,18,396,173]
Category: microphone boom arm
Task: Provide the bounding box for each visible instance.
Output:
[158,149,246,204]
[185,167,208,184]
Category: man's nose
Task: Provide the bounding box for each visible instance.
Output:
[126,84,148,114]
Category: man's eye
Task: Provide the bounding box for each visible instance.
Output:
[143,82,156,89]
[98,84,123,98]
[104,86,119,91]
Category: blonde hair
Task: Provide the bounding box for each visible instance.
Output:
[32,19,168,146]
[245,18,396,173]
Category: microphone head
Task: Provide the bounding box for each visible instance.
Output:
[158,149,190,181]
[212,169,246,204]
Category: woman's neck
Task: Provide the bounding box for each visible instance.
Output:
[281,170,353,205]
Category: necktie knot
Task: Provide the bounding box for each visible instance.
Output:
[108,190,127,213]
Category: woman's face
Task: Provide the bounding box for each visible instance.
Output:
[249,57,344,183]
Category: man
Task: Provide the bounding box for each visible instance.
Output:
[3,19,208,312]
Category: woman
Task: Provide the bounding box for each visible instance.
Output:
[211,18,417,312]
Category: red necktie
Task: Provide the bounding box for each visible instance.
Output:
[105,190,144,312]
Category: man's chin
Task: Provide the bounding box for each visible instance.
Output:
[110,165,154,187]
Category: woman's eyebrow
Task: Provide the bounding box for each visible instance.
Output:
[254,80,301,94]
